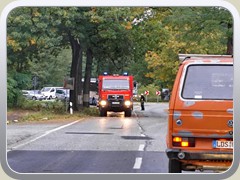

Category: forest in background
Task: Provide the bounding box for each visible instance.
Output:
[7,7,233,109]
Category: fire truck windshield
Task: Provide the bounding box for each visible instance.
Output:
[102,79,129,90]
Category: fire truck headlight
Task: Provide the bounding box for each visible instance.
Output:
[100,100,107,107]
[124,100,131,107]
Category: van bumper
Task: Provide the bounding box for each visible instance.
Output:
[166,149,233,171]
[166,148,233,160]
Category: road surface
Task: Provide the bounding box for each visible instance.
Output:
[7,102,170,173]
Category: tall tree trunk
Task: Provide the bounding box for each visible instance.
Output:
[226,23,233,55]
[69,34,83,111]
[226,36,233,55]
[77,49,83,109]
[83,48,93,107]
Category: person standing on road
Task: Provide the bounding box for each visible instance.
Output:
[140,93,145,111]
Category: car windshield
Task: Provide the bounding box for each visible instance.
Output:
[182,65,233,100]
[57,89,69,95]
[102,79,129,90]
[41,87,51,92]
[56,90,64,94]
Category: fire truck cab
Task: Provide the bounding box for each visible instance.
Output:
[98,73,134,117]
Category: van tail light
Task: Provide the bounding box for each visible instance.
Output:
[181,141,189,147]
[172,137,195,147]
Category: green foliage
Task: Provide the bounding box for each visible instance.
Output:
[141,7,232,89]
[138,84,159,98]
[7,7,233,109]
[162,7,230,54]
[7,72,32,107]
[7,76,18,107]
[29,48,72,87]
[86,7,137,74]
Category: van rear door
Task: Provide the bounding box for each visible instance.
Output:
[172,64,233,149]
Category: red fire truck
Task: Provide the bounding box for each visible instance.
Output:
[98,72,134,117]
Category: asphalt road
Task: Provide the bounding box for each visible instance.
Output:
[7,102,169,173]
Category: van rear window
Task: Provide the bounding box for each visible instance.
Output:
[182,65,233,100]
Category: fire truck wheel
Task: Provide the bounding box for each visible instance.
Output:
[168,159,182,173]
[100,109,107,117]
[125,109,132,117]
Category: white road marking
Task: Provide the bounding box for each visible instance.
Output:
[133,157,142,169]
[138,144,145,151]
[10,120,80,150]
[133,111,137,116]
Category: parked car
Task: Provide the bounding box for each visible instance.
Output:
[161,88,170,101]
[40,87,62,100]
[55,88,69,101]
[166,54,233,173]
[22,90,46,100]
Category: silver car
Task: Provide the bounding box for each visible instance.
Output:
[22,90,46,100]
[55,89,69,101]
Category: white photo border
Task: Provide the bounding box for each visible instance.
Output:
[0,0,239,180]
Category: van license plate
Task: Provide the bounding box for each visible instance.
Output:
[213,140,233,149]
[112,102,120,104]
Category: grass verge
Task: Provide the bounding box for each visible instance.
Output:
[7,106,99,124]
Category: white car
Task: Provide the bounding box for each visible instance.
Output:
[40,87,62,100]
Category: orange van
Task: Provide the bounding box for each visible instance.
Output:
[166,54,233,173]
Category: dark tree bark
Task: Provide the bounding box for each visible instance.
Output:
[69,34,83,111]
[226,22,233,55]
[226,36,233,55]
[83,48,93,107]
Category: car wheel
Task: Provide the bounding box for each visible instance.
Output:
[48,96,52,100]
[100,109,107,117]
[125,109,132,117]
[32,96,37,100]
[169,159,182,173]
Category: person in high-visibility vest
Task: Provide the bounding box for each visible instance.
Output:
[140,93,146,110]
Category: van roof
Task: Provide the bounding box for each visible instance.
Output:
[178,54,233,65]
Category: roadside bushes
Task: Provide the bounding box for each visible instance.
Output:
[8,101,100,123]
[20,99,66,113]
[7,72,32,108]
[19,100,100,115]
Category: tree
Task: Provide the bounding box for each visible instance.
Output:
[7,7,76,107]
[7,7,233,108]
[81,7,142,106]
[143,7,233,88]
